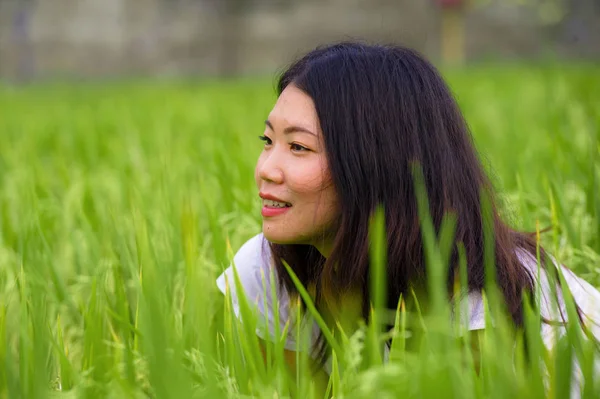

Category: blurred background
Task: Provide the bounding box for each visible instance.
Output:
[0,0,599,82]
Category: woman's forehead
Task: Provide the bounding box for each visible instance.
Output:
[269,85,320,133]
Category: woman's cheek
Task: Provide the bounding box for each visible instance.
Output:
[292,164,327,193]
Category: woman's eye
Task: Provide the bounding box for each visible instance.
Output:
[258,135,272,145]
[290,143,309,152]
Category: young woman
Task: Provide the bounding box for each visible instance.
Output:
[216,42,600,377]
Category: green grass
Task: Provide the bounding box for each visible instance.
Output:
[0,64,599,398]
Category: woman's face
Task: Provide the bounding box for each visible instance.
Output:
[255,84,340,253]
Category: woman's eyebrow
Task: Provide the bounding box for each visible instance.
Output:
[265,120,316,137]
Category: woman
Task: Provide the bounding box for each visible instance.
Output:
[216,42,600,378]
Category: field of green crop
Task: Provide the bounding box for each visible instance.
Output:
[0,65,599,398]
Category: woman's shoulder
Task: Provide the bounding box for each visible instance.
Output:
[465,248,600,339]
[232,232,271,271]
[516,249,600,313]
[514,248,600,342]
[216,233,273,297]
[215,233,311,350]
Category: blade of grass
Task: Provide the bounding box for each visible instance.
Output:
[280,261,343,357]
[368,205,386,366]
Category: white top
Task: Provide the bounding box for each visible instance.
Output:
[216,233,600,381]
[217,233,600,350]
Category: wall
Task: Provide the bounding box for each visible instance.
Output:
[0,0,598,81]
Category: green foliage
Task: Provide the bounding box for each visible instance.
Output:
[0,65,598,397]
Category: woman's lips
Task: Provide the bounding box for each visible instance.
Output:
[261,206,291,217]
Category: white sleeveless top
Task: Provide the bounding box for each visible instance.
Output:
[216,233,600,377]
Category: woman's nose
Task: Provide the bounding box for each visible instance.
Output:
[257,152,284,184]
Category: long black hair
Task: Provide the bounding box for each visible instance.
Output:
[267,42,559,365]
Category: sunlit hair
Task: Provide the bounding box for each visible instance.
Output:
[266,42,569,365]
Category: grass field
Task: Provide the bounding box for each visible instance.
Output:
[0,65,599,398]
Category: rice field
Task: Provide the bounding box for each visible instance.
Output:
[0,64,599,398]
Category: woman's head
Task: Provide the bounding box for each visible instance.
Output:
[261,42,541,362]
[258,42,480,257]
[255,84,339,254]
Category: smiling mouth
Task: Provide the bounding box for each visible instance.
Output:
[263,199,292,208]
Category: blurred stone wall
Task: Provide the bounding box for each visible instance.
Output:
[0,0,598,81]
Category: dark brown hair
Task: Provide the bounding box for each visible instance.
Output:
[268,42,556,365]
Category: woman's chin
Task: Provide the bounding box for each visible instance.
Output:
[262,228,304,245]
[262,231,291,245]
